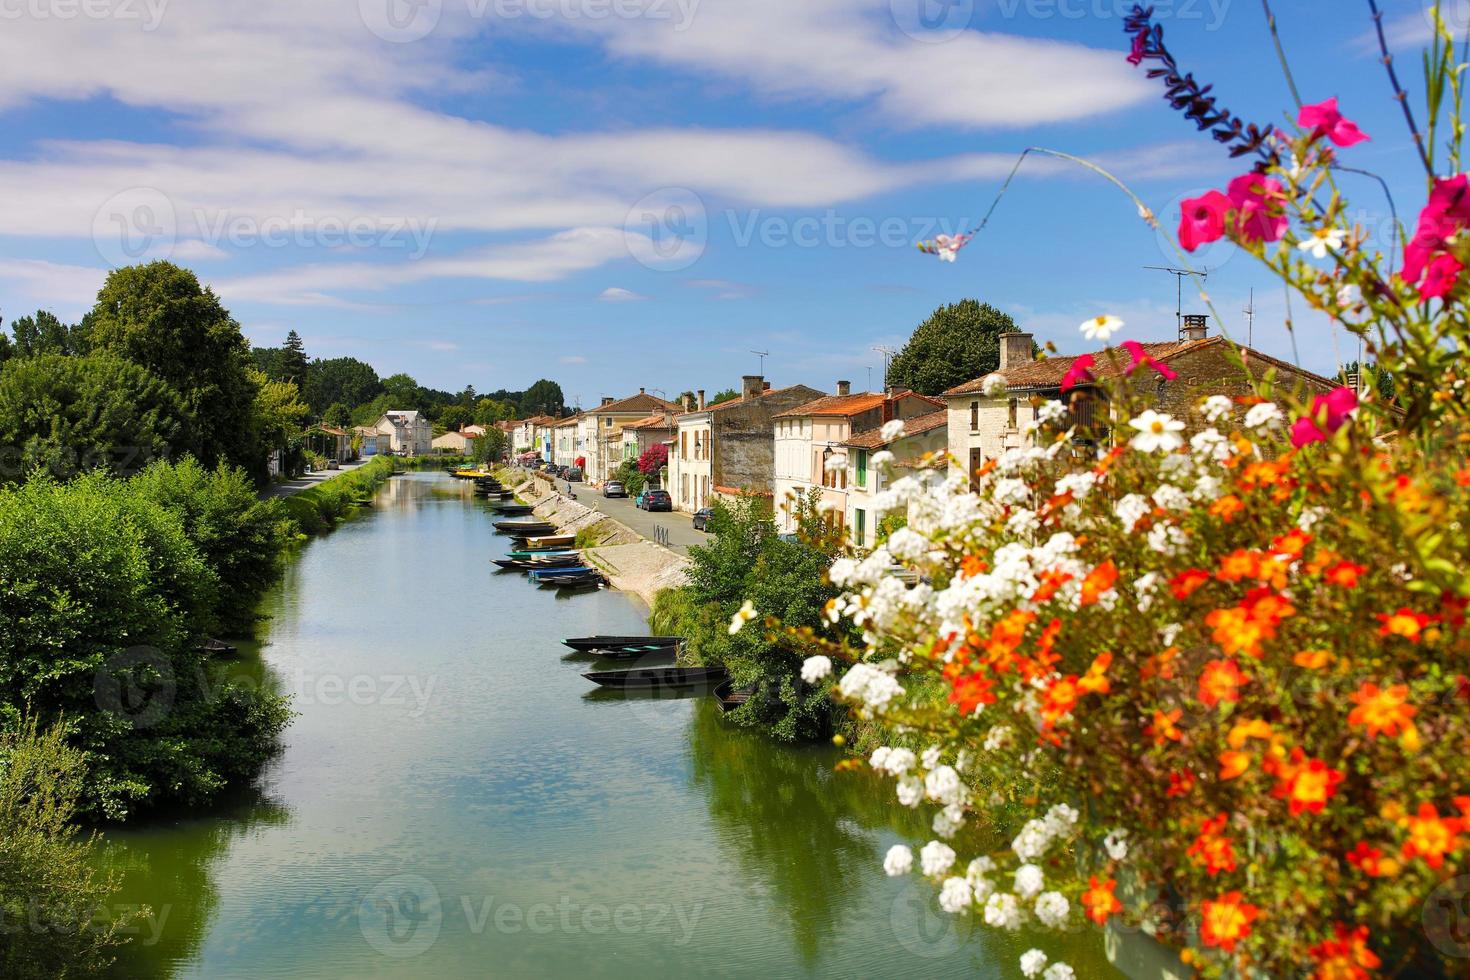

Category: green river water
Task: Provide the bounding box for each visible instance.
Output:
[100,471,1113,978]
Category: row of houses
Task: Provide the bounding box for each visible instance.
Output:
[505,319,1338,547]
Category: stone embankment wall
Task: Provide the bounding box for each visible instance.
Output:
[502,470,690,608]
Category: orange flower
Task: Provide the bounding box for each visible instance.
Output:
[1078,651,1113,695]
[1272,749,1345,815]
[1040,676,1081,729]
[1079,560,1118,606]
[1323,561,1367,588]
[1218,750,1252,781]
[1402,802,1464,868]
[1309,923,1381,979]
[983,609,1037,669]
[960,554,990,578]
[1209,494,1245,521]
[1081,876,1122,924]
[1345,841,1395,878]
[1206,588,1295,659]
[1031,568,1072,604]
[1294,649,1334,669]
[1347,683,1417,738]
[1166,770,1197,797]
[947,670,996,715]
[1187,813,1238,875]
[1271,528,1313,558]
[1198,658,1249,707]
[1145,708,1183,746]
[1199,892,1260,951]
[1376,608,1433,641]
[1216,549,1261,583]
[1171,568,1212,600]
[1227,718,1273,749]
[1141,646,1180,681]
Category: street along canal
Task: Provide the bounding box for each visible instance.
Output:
[102,471,1113,978]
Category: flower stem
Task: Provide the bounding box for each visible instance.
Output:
[1366,0,1435,177]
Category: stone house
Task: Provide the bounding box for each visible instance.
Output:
[670,376,827,513]
[374,411,433,456]
[944,319,1340,486]
[552,415,584,471]
[772,385,944,534]
[841,410,948,548]
[584,390,681,485]
[432,429,480,455]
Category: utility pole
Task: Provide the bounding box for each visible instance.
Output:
[1145,266,1209,338]
[1244,289,1255,348]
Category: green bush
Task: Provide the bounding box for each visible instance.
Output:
[0,475,290,819]
[0,722,133,977]
[280,457,395,533]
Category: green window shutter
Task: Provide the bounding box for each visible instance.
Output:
[856,450,868,488]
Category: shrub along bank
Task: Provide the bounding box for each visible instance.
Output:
[279,456,396,534]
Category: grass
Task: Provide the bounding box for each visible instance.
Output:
[280,457,397,535]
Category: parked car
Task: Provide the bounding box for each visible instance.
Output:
[692,508,714,532]
[565,468,583,482]
[603,481,627,498]
[326,459,340,470]
[643,489,673,513]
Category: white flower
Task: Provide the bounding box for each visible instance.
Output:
[992,478,1030,505]
[1054,472,1096,499]
[1006,509,1040,536]
[1034,891,1070,929]
[1297,227,1346,259]
[966,856,996,880]
[823,452,848,473]
[1147,522,1188,556]
[728,600,758,635]
[896,775,923,807]
[1134,572,1161,612]
[838,663,905,712]
[1337,283,1362,308]
[800,655,832,684]
[883,844,914,876]
[981,374,1007,398]
[1244,402,1283,430]
[873,746,915,776]
[933,805,965,839]
[983,725,1013,751]
[1200,394,1234,423]
[982,893,1023,931]
[938,876,974,914]
[1192,473,1224,502]
[920,840,957,878]
[1114,493,1151,533]
[886,526,929,561]
[920,745,942,769]
[1129,410,1186,453]
[1045,804,1080,834]
[871,450,895,468]
[1012,819,1051,860]
[1151,483,1190,511]
[880,419,907,441]
[1042,965,1076,980]
[1104,828,1130,861]
[1160,622,1183,646]
[1036,400,1068,424]
[1013,864,1044,899]
[1020,950,1049,978]
[1080,314,1124,342]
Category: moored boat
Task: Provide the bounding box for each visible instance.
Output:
[712,679,754,713]
[563,635,684,653]
[582,666,729,690]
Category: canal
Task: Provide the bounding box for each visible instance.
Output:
[102,471,1113,978]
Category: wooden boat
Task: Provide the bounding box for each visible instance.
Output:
[493,555,581,570]
[539,572,607,589]
[495,504,535,515]
[712,679,754,713]
[522,534,574,548]
[495,520,556,533]
[563,635,683,653]
[196,637,238,655]
[584,641,680,659]
[582,666,729,690]
[528,565,596,579]
[504,548,577,557]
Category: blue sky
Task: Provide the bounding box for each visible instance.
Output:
[0,0,1451,405]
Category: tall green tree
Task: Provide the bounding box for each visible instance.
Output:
[520,378,565,417]
[381,373,422,409]
[279,330,308,389]
[303,357,382,415]
[322,402,350,428]
[885,299,1019,396]
[8,310,89,358]
[86,262,261,470]
[708,388,740,406]
[0,354,195,482]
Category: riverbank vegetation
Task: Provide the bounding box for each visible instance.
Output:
[278,456,396,534]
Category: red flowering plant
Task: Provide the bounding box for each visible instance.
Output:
[755,5,1470,978]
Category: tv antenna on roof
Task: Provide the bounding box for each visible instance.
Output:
[1244,288,1255,347]
[872,345,897,388]
[1144,265,1209,337]
[750,349,769,375]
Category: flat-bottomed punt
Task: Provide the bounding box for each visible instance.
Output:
[582,666,729,690]
[563,635,684,653]
[712,679,754,713]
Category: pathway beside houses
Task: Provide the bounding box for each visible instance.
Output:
[262,460,370,499]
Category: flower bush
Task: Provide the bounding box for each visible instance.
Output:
[783,5,1470,977]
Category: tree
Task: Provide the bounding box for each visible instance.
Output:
[437,405,470,432]
[381,373,422,408]
[709,388,740,406]
[303,357,382,416]
[279,330,308,389]
[248,369,310,458]
[0,354,195,482]
[885,299,1019,396]
[473,398,516,425]
[8,310,89,358]
[638,442,669,475]
[322,402,350,428]
[474,427,507,463]
[86,262,261,471]
[0,331,13,366]
[519,378,565,417]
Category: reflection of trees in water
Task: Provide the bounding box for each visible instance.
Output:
[101,793,291,979]
[687,702,929,966]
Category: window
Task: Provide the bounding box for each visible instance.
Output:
[970,401,979,430]
[854,508,866,547]
[856,450,868,489]
[1008,398,1018,429]
[969,448,984,492]
[681,431,688,460]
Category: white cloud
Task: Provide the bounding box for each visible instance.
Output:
[599,287,647,302]
[0,259,104,316]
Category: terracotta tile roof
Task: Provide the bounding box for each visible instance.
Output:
[773,392,888,419]
[553,414,582,428]
[624,413,675,430]
[944,339,1223,395]
[842,410,949,449]
[592,392,681,415]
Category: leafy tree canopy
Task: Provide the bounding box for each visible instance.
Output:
[6,310,90,359]
[885,299,1019,396]
[303,357,383,416]
[709,388,740,406]
[520,378,565,417]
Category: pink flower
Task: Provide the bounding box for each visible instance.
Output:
[1290,386,1359,448]
[1121,340,1179,381]
[1127,28,1149,66]
[1421,253,1465,301]
[1179,191,1232,253]
[1061,354,1096,392]
[1402,176,1470,287]
[1226,173,1288,245]
[1298,97,1370,148]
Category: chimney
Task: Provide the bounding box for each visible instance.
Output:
[887,384,910,397]
[639,387,646,395]
[836,380,851,397]
[1181,314,1210,342]
[999,332,1034,371]
[763,381,772,391]
[742,375,764,401]
[697,389,706,411]
[601,396,615,406]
